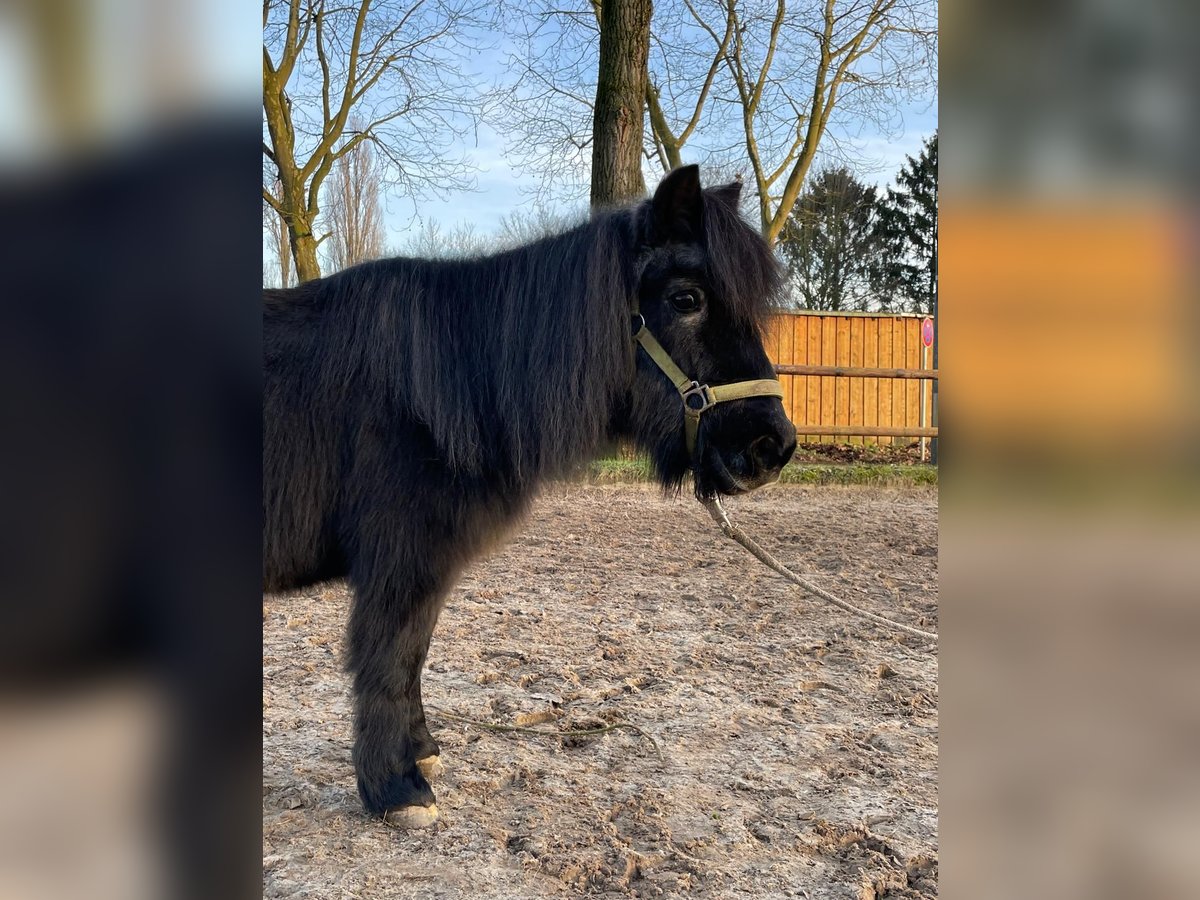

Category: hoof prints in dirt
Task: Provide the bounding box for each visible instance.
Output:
[264,483,938,898]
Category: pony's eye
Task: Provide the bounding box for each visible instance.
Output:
[670,292,701,314]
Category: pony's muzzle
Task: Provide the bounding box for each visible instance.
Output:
[747,426,797,476]
[698,405,797,495]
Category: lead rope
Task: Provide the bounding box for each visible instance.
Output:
[700,495,938,645]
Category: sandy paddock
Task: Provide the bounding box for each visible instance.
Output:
[264,482,938,899]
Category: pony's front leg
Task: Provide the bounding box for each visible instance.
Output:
[411,683,443,779]
[345,568,445,826]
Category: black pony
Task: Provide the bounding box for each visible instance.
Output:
[263,165,796,825]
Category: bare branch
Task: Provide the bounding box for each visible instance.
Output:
[262,186,285,215]
[496,0,933,221]
[750,0,787,116]
[263,0,494,279]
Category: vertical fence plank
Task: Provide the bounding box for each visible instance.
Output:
[877,318,894,445]
[766,314,781,363]
[792,315,807,439]
[811,316,820,444]
[820,317,837,444]
[763,315,778,411]
[926,326,934,442]
[864,317,879,441]
[906,318,920,443]
[849,317,864,446]
[778,312,795,425]
[835,317,851,436]
[891,318,908,443]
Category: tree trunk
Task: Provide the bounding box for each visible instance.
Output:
[277,212,292,288]
[645,83,683,171]
[263,87,324,283]
[276,165,321,283]
[289,225,321,284]
[591,0,651,207]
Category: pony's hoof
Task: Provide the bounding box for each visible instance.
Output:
[416,755,444,779]
[384,803,439,829]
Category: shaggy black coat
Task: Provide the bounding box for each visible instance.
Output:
[263,166,792,816]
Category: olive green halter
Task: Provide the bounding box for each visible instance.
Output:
[630,300,784,454]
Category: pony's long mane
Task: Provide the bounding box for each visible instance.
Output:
[698,186,784,332]
[267,209,637,480]
[263,186,781,482]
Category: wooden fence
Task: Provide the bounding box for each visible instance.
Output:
[764,310,936,446]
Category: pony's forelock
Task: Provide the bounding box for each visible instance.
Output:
[701,185,783,333]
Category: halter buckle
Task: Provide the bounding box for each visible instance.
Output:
[682,382,715,415]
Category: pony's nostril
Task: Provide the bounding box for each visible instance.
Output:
[749,425,797,472]
[748,434,786,472]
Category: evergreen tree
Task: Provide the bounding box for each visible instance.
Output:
[871,133,938,314]
[778,166,879,311]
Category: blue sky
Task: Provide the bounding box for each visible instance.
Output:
[388,98,938,247]
[261,4,937,265]
[378,8,939,245]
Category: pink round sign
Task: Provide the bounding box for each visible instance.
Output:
[921,316,934,348]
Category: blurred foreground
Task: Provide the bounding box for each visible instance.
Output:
[0,2,259,899]
[943,0,1199,898]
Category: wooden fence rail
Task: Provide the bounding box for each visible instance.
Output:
[775,364,939,381]
[797,425,939,438]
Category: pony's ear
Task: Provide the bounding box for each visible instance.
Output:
[711,179,742,208]
[648,164,703,245]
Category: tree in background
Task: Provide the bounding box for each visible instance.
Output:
[398,218,493,258]
[701,0,936,246]
[263,0,491,282]
[504,0,935,241]
[263,178,295,289]
[643,1,734,173]
[321,130,386,272]
[496,205,579,246]
[500,4,601,202]
[870,132,937,314]
[591,0,652,206]
[777,166,878,311]
[397,205,580,259]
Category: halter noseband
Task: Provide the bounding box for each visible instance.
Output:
[630,299,784,454]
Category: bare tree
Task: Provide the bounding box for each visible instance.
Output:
[708,0,936,245]
[264,179,295,288]
[397,218,493,258]
[500,3,602,203]
[496,205,579,245]
[644,1,737,172]
[263,0,491,282]
[500,0,935,243]
[398,205,583,259]
[591,0,652,205]
[321,129,386,272]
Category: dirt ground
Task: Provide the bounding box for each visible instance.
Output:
[263,483,938,899]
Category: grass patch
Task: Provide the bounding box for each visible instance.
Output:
[779,463,937,487]
[583,456,936,488]
[587,456,654,483]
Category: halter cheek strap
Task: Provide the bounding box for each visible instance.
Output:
[630,300,785,454]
